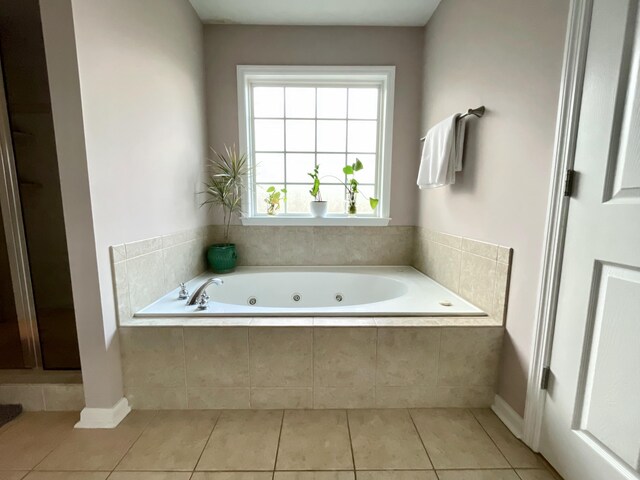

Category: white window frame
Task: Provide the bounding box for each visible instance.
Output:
[237,65,395,226]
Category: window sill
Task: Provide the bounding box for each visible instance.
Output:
[240,216,391,227]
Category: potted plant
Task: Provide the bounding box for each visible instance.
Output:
[201,145,249,273]
[308,165,327,217]
[264,186,287,215]
[326,158,378,215]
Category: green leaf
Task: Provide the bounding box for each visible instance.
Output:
[267,186,275,192]
[281,188,287,194]
[343,165,354,175]
[354,159,363,171]
[369,197,379,209]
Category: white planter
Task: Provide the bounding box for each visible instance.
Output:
[310,201,328,218]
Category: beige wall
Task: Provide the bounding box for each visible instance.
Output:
[41,0,208,408]
[204,25,424,225]
[418,0,569,414]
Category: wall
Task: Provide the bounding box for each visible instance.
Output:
[203,25,424,226]
[40,0,208,408]
[418,0,569,414]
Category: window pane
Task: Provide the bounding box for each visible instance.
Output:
[322,184,348,214]
[355,184,376,213]
[347,120,377,153]
[317,88,347,118]
[285,184,313,214]
[286,153,315,183]
[286,120,315,151]
[253,87,283,118]
[347,154,376,184]
[285,87,315,118]
[317,120,346,152]
[348,88,378,119]
[254,119,284,151]
[316,154,346,183]
[256,184,285,214]
[255,153,285,183]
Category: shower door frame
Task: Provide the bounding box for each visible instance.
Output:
[0,56,43,369]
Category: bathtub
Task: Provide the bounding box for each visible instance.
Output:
[134,266,485,318]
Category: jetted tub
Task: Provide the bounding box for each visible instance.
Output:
[135,266,485,317]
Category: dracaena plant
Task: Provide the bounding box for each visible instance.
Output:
[201,145,250,243]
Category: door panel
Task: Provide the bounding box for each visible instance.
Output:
[574,263,640,472]
[540,0,640,479]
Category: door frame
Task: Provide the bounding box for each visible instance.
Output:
[0,55,42,368]
[522,0,594,450]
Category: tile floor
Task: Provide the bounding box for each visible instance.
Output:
[0,408,562,480]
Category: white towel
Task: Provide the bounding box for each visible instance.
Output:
[417,114,466,189]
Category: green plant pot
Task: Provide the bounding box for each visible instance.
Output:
[207,243,237,273]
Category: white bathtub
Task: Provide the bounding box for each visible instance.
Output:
[134,266,484,317]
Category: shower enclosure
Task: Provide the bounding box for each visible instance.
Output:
[0,0,80,370]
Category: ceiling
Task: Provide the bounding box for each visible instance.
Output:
[189,0,442,27]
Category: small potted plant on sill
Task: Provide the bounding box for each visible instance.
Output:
[326,158,378,215]
[264,186,287,215]
[201,145,249,273]
[308,165,327,217]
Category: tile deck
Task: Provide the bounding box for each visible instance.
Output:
[0,408,561,480]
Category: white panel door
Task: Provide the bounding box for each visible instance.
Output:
[539,1,640,480]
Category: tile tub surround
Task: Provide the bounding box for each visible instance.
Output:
[111,225,512,324]
[118,325,503,409]
[413,227,512,322]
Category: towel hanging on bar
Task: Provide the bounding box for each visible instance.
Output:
[420,106,485,141]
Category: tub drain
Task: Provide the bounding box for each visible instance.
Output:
[335,294,343,302]
[292,293,301,302]
[248,297,257,306]
[439,300,453,307]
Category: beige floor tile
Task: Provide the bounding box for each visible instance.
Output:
[436,470,519,480]
[0,472,28,480]
[0,412,77,470]
[348,410,432,470]
[107,473,192,480]
[471,409,543,468]
[356,472,437,480]
[515,470,558,480]
[275,473,355,480]
[276,410,353,470]
[197,410,283,471]
[410,409,509,469]
[117,410,219,471]
[192,474,273,480]
[23,473,108,480]
[36,411,156,471]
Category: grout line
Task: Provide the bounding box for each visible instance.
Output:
[407,408,436,470]
[192,410,224,474]
[111,410,160,473]
[272,409,286,471]
[182,328,189,408]
[247,328,253,407]
[345,410,357,474]
[468,408,512,468]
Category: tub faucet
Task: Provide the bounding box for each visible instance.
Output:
[187,277,224,306]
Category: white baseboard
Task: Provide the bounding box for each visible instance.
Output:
[75,397,131,429]
[491,394,524,439]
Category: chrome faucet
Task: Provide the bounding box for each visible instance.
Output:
[186,277,224,306]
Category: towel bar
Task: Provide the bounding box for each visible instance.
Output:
[420,106,485,141]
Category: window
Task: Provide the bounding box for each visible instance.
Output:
[237,66,395,226]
